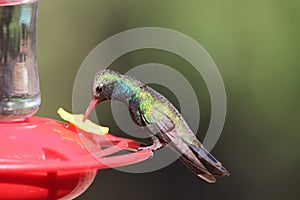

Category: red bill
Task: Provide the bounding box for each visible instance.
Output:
[83,99,99,122]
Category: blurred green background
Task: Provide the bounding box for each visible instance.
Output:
[36,0,299,199]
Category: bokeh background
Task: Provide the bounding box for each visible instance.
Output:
[36,0,299,199]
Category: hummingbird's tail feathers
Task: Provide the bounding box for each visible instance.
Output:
[161,131,218,183]
[189,144,230,177]
[179,153,216,183]
[163,132,216,183]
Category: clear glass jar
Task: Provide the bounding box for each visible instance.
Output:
[0,0,40,121]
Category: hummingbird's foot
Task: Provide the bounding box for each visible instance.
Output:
[138,136,163,151]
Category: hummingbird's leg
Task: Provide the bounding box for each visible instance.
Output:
[138,135,163,151]
[149,136,163,150]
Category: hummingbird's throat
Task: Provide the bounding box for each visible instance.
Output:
[83,99,99,122]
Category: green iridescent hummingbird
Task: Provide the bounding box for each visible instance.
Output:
[84,69,229,183]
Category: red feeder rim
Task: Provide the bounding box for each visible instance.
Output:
[0,116,152,172]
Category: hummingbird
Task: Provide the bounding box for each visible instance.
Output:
[84,69,229,183]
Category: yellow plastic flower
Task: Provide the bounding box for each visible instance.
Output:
[57,108,109,136]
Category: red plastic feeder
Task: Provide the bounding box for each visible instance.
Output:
[0,117,151,199]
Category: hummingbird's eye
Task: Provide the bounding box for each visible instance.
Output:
[96,85,104,93]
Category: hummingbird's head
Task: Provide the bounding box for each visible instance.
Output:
[84,69,122,121]
[84,69,138,121]
[92,69,122,102]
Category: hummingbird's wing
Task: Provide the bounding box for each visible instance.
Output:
[140,108,175,135]
[140,109,217,183]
